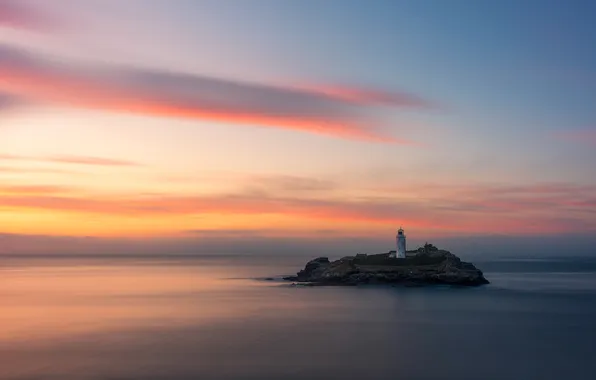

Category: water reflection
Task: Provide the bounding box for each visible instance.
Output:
[1,256,596,380]
[1,258,281,345]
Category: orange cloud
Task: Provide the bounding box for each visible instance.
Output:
[0,153,141,167]
[45,155,141,167]
[0,184,72,195]
[0,153,19,160]
[0,45,425,144]
[0,165,82,175]
[1,181,595,237]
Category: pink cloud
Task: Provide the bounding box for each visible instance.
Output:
[297,84,438,109]
[0,45,426,144]
[0,0,54,31]
[551,129,596,145]
[0,92,21,111]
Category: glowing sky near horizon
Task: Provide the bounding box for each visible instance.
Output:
[1,0,595,239]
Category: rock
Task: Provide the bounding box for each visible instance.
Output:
[293,257,331,282]
[285,245,489,287]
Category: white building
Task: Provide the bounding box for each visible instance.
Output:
[396,227,406,258]
[389,227,407,258]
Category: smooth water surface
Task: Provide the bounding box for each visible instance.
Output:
[1,254,596,380]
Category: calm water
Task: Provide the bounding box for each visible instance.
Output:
[1,254,596,380]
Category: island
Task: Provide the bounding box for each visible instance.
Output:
[283,243,489,287]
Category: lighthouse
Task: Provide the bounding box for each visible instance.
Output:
[396,227,406,258]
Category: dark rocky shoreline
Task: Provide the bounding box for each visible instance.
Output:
[284,244,489,287]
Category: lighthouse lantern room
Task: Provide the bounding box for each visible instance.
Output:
[396,227,406,258]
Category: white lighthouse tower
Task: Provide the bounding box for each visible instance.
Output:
[396,227,406,258]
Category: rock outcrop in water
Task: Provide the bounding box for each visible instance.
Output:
[284,244,489,287]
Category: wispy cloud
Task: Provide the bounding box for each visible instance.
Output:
[552,128,596,145]
[0,92,24,113]
[158,173,337,192]
[0,192,456,232]
[182,228,346,239]
[1,181,595,235]
[0,44,429,143]
[0,153,142,167]
[295,84,438,109]
[0,0,54,31]
[0,184,71,195]
[0,165,82,175]
[0,92,13,108]
[372,182,596,214]
[45,155,141,167]
[242,174,337,193]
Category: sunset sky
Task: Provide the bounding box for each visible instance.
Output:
[1,0,595,250]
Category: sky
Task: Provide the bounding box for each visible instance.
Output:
[1,0,595,254]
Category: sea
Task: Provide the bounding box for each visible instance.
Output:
[1,253,596,380]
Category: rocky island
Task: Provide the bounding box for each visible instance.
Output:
[284,244,489,287]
